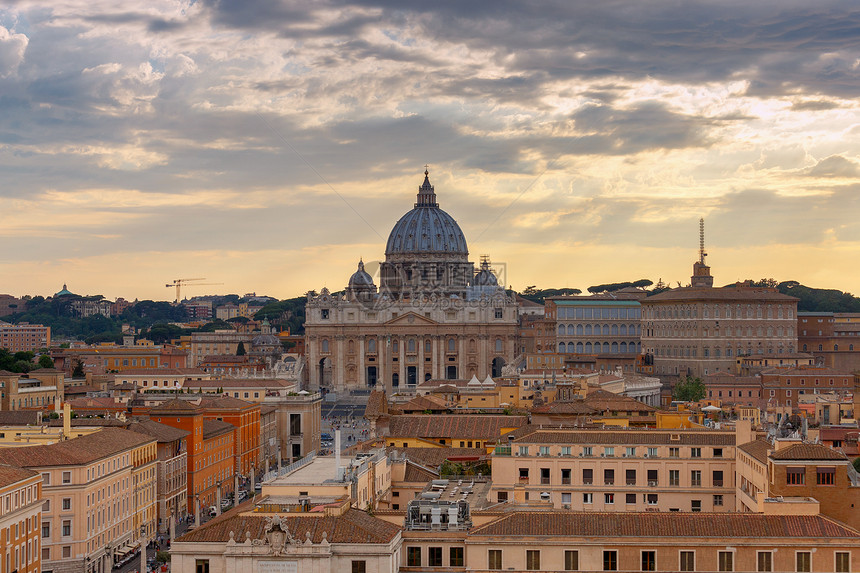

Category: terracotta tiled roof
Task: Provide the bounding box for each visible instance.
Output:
[400,395,449,412]
[388,415,528,440]
[0,411,42,426]
[510,428,735,446]
[738,439,771,464]
[582,389,657,413]
[469,511,860,539]
[645,286,799,303]
[176,509,400,544]
[364,390,387,418]
[403,460,439,482]
[67,397,124,410]
[202,419,235,439]
[388,447,487,469]
[184,379,293,388]
[116,368,207,376]
[0,428,156,468]
[770,443,847,461]
[149,398,202,414]
[126,419,189,443]
[0,370,17,377]
[197,396,256,410]
[0,465,38,488]
[260,404,277,416]
[531,401,596,415]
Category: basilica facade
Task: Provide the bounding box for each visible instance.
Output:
[305,171,518,393]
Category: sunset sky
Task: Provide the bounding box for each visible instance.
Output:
[3,1,860,302]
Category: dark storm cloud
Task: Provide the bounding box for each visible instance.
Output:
[201,0,860,98]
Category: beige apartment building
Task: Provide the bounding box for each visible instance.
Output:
[642,268,799,378]
[0,428,157,573]
[0,466,42,573]
[182,378,296,402]
[491,427,736,513]
[114,368,210,390]
[0,322,50,353]
[463,511,859,573]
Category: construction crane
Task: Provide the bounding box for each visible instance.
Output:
[165,278,224,304]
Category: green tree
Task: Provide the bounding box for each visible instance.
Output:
[38,355,54,369]
[673,376,706,402]
[72,360,85,378]
[236,342,246,356]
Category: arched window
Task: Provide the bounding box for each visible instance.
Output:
[567,342,575,353]
[834,344,839,351]
[448,338,456,352]
[585,324,593,335]
[576,324,584,335]
[425,339,431,353]
[619,324,627,336]
[576,342,583,353]
[321,339,330,353]
[611,342,618,353]
[611,324,618,336]
[602,342,610,353]
[408,339,416,352]
[559,342,566,353]
[495,339,503,352]
[602,324,610,335]
[567,325,575,335]
[558,324,566,335]
[392,373,399,387]
[368,339,376,352]
[620,342,627,353]
[585,342,593,353]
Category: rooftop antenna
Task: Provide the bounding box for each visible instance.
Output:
[699,218,707,264]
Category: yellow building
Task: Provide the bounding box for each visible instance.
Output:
[0,428,157,573]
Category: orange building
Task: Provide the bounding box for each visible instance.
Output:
[147,400,236,514]
[196,396,260,477]
[0,466,42,573]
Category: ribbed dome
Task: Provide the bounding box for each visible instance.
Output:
[348,260,376,289]
[385,171,468,257]
[472,257,499,286]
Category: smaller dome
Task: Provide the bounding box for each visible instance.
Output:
[55,283,74,297]
[472,258,498,287]
[348,260,376,290]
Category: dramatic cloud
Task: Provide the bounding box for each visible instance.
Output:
[2,0,860,299]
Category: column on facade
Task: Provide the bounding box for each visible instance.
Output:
[458,336,466,379]
[307,336,319,389]
[358,337,366,388]
[215,483,221,516]
[335,336,345,391]
[398,335,406,389]
[432,336,440,379]
[478,333,488,379]
[234,474,240,506]
[418,335,425,384]
[378,333,387,392]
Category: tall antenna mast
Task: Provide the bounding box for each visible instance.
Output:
[699,218,707,264]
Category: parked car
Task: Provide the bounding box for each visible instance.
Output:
[255,482,262,491]
[208,506,218,516]
[320,432,333,441]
